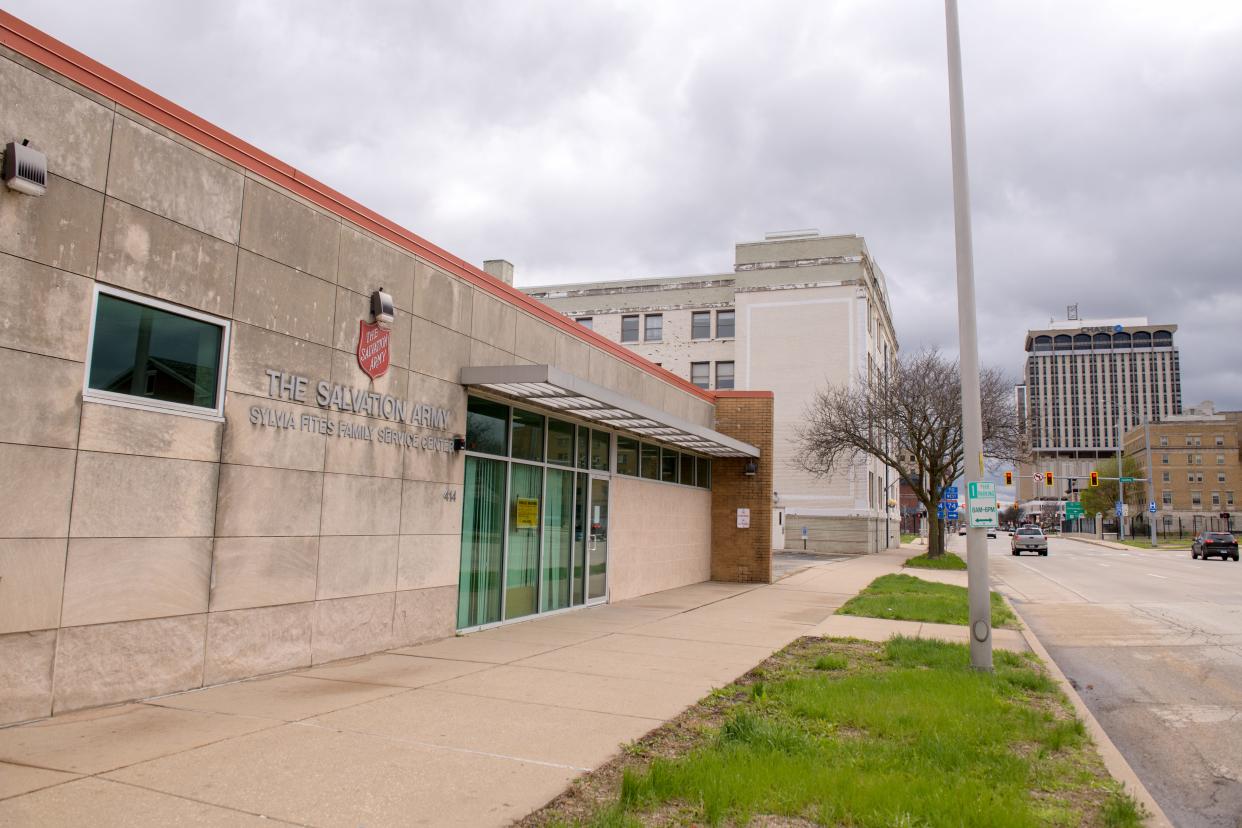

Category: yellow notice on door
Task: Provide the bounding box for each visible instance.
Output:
[515,497,539,528]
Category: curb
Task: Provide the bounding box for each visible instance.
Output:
[1007,600,1172,827]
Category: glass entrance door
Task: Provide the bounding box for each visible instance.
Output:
[587,476,609,602]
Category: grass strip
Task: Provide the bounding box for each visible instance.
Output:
[899,532,918,544]
[837,573,1019,628]
[522,637,1144,827]
[905,551,967,570]
[1119,539,1191,550]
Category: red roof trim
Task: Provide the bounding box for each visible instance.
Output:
[0,10,717,404]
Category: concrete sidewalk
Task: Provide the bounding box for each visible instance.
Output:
[0,546,1027,826]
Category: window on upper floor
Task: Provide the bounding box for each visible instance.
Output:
[1159,436,1168,447]
[691,312,711,340]
[86,285,229,419]
[716,361,735,390]
[1215,435,1224,447]
[1191,491,1202,507]
[620,315,639,343]
[575,317,593,330]
[690,362,710,389]
[716,310,735,338]
[644,314,663,342]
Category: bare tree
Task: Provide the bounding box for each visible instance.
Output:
[795,348,1025,558]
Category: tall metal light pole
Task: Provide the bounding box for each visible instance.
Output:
[944,0,991,671]
[1117,413,1126,541]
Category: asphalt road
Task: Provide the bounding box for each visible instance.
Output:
[962,533,1242,828]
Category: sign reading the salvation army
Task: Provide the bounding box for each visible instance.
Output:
[357,320,390,379]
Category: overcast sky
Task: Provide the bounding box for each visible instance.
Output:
[11,1,1241,407]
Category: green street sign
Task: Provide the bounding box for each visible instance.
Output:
[1119,477,1137,483]
[1066,502,1084,518]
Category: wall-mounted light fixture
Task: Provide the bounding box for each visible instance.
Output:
[743,459,758,477]
[3,140,47,196]
[452,435,466,452]
[370,288,394,329]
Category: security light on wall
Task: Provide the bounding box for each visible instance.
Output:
[3,140,47,196]
[743,459,758,477]
[371,288,394,329]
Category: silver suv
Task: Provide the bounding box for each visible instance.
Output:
[1011,526,1048,557]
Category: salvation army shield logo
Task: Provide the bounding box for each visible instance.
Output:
[357,320,390,379]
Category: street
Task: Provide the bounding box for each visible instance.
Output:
[969,533,1242,828]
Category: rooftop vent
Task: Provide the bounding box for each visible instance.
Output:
[483,259,514,285]
[763,228,819,241]
[3,140,47,196]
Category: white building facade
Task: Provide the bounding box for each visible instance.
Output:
[524,232,900,554]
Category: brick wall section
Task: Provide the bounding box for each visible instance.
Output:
[710,392,775,582]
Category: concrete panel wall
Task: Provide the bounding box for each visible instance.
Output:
[0,45,719,725]
[608,477,711,601]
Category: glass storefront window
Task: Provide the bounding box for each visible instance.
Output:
[505,463,543,619]
[616,436,639,476]
[661,448,678,483]
[547,418,574,465]
[87,290,225,414]
[466,397,509,456]
[697,457,711,489]
[680,452,695,486]
[590,429,610,471]
[577,425,590,469]
[457,456,506,628]
[640,442,660,480]
[541,468,573,612]
[511,408,545,461]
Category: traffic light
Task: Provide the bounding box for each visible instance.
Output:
[1004,471,1013,486]
[1090,471,1099,487]
[1044,471,1054,486]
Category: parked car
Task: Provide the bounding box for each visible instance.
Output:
[1011,526,1048,556]
[1191,532,1239,561]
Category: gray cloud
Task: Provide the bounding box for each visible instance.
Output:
[10,0,1240,405]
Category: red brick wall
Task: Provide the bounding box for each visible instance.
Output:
[710,393,775,582]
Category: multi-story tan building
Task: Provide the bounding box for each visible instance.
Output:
[1016,317,1182,505]
[524,232,900,554]
[1124,402,1239,534]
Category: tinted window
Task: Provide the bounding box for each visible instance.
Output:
[466,397,508,455]
[717,310,735,338]
[640,442,660,480]
[661,449,678,482]
[590,429,610,471]
[621,315,639,343]
[1206,532,1234,541]
[716,361,735,390]
[89,293,224,410]
[510,409,545,461]
[616,436,639,476]
[546,418,575,465]
[679,452,695,485]
[697,456,711,489]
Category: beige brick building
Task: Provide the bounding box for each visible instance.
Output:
[1124,402,1240,533]
[524,232,900,555]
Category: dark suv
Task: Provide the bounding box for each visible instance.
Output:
[1191,532,1239,561]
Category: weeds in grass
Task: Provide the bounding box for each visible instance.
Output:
[813,654,848,671]
[838,573,1019,628]
[904,551,968,570]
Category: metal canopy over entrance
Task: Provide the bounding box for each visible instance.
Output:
[459,364,759,458]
